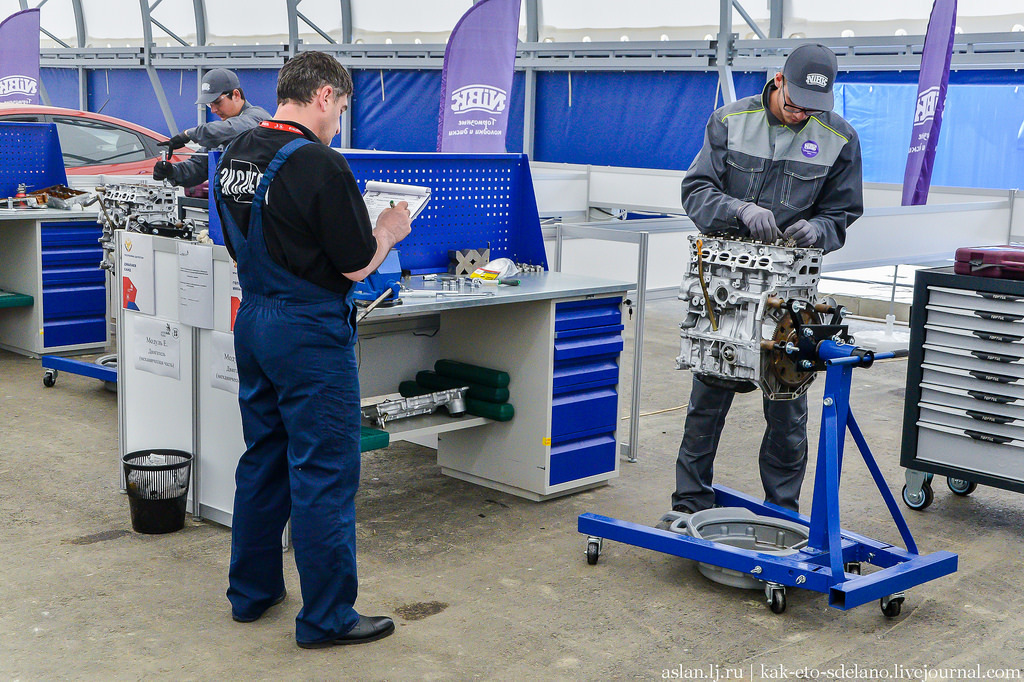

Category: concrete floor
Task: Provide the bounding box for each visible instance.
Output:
[2,298,1024,680]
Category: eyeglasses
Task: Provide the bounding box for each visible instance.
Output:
[207,92,231,109]
[780,81,824,117]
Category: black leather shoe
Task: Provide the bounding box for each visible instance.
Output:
[232,588,287,623]
[297,615,396,648]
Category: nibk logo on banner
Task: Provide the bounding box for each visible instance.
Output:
[450,85,508,114]
[0,75,38,103]
[913,86,941,125]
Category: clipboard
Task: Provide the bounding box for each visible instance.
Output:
[362,180,431,225]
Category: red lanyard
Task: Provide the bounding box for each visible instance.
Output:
[259,121,304,135]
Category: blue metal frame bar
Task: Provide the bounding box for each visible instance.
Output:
[41,356,117,383]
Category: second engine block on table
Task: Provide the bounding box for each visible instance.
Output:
[676,235,827,400]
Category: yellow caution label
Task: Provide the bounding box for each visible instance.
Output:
[542,437,551,446]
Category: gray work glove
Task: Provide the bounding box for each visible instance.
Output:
[736,202,781,242]
[783,219,820,247]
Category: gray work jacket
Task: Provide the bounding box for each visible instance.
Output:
[171,101,272,188]
[680,81,863,254]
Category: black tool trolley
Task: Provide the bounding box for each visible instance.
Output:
[901,264,1024,509]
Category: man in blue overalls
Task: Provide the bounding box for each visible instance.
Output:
[214,51,411,648]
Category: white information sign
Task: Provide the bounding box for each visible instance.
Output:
[210,330,239,394]
[120,233,155,314]
[133,316,182,380]
[177,242,215,329]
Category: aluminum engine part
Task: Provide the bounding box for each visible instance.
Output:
[96,183,197,271]
[362,387,469,427]
[676,235,824,400]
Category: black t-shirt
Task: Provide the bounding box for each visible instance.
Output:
[216,120,376,294]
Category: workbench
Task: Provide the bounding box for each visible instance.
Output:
[0,208,107,357]
[116,232,632,526]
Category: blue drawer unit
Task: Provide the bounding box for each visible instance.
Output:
[550,297,623,486]
[40,221,106,349]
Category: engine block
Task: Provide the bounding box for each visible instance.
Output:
[676,235,825,400]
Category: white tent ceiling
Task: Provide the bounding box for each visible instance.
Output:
[4,0,1023,48]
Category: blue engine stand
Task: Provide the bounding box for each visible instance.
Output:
[579,340,958,616]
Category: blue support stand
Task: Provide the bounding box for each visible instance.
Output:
[41,355,116,389]
[578,341,958,615]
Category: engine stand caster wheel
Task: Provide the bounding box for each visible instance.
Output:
[42,369,58,388]
[902,483,933,510]
[843,561,862,576]
[765,583,786,614]
[880,592,905,618]
[585,537,602,566]
[946,477,978,496]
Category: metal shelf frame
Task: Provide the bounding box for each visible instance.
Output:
[21,0,1024,153]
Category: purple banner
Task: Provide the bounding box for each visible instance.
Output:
[901,0,957,206]
[437,0,521,152]
[0,9,41,105]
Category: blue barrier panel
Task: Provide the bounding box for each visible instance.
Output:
[40,68,80,110]
[344,152,547,273]
[0,122,68,198]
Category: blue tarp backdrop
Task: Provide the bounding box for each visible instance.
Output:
[34,66,1024,192]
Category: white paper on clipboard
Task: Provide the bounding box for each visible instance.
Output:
[362,181,431,225]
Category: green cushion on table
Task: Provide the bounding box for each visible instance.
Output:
[360,425,390,452]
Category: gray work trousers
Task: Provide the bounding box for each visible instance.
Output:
[672,375,809,512]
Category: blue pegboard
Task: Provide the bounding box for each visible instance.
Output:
[0,122,68,199]
[343,152,548,274]
[210,151,548,274]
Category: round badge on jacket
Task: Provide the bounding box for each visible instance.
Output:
[801,141,819,158]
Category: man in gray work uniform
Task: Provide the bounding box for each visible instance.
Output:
[672,43,863,514]
[153,68,271,188]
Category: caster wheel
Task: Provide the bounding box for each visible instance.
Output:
[42,369,57,388]
[767,589,786,614]
[843,561,862,576]
[902,483,933,511]
[880,594,904,618]
[586,539,601,566]
[947,477,977,496]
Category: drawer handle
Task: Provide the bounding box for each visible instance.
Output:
[968,390,1017,404]
[980,292,1024,302]
[973,330,1023,343]
[966,410,1016,425]
[969,370,1017,384]
[975,311,1024,323]
[971,350,1018,363]
[965,429,1013,444]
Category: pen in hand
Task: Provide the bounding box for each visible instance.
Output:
[390,200,395,208]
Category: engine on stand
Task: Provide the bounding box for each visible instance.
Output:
[576,233,957,619]
[676,234,852,400]
[95,183,206,272]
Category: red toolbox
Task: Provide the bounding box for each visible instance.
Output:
[954,245,1024,280]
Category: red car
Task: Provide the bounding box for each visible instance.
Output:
[0,103,189,175]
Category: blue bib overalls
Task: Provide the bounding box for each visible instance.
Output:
[216,137,363,644]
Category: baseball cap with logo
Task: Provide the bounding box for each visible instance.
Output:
[195,68,241,105]
[782,43,838,112]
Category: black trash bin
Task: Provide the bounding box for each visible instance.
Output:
[122,449,193,534]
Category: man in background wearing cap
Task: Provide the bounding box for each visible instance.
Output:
[671,43,863,516]
[153,68,271,188]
